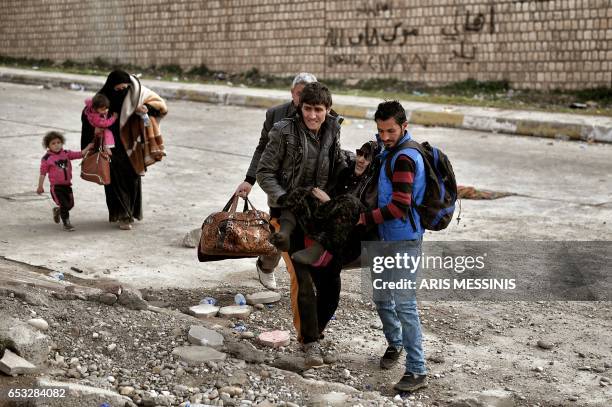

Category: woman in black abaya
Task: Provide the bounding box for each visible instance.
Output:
[81,70,162,230]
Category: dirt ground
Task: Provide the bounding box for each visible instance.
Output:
[1,257,610,407]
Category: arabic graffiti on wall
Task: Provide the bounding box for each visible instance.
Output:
[442,5,496,61]
[325,1,427,73]
[326,53,428,73]
[324,23,418,48]
[355,1,392,17]
[325,2,499,73]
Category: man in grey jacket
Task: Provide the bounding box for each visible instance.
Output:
[257,82,347,367]
[234,73,317,290]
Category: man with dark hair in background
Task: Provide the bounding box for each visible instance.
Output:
[257,82,346,367]
[234,72,318,290]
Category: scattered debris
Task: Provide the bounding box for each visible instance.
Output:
[0,349,37,376]
[258,330,290,348]
[189,304,220,319]
[246,291,282,305]
[188,325,224,349]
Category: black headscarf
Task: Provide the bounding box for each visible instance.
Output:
[356,140,379,162]
[99,70,131,113]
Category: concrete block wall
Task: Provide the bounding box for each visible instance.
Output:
[1,0,610,90]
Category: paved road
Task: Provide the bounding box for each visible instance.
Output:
[0,82,610,289]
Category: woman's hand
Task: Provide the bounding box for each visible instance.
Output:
[36,186,44,195]
[94,127,103,136]
[136,105,148,114]
[312,188,330,203]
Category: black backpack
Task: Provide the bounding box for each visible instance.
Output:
[384,140,458,231]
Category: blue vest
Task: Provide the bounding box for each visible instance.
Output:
[377,132,425,241]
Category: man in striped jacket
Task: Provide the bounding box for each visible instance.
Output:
[359,101,428,393]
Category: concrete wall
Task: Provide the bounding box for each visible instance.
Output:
[1,0,611,90]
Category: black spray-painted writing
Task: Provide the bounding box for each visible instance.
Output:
[325,22,418,48]
[355,1,392,17]
[442,6,495,38]
[442,5,495,61]
[327,53,428,73]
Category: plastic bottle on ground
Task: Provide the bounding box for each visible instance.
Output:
[49,272,64,281]
[200,297,217,305]
[234,293,246,306]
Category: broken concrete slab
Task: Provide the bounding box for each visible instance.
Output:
[246,291,281,305]
[218,305,252,319]
[272,354,306,373]
[92,280,123,295]
[258,330,290,348]
[117,287,148,310]
[35,377,135,407]
[0,287,49,306]
[51,291,84,301]
[218,386,243,397]
[225,340,267,364]
[0,349,37,376]
[171,346,227,365]
[189,304,220,319]
[0,317,50,366]
[97,292,118,305]
[182,228,201,248]
[188,325,224,349]
[310,391,350,406]
[449,389,515,407]
[27,318,49,331]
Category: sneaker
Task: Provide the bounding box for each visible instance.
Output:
[256,260,277,290]
[62,221,75,232]
[393,372,428,392]
[380,345,403,370]
[52,207,60,224]
[303,341,324,368]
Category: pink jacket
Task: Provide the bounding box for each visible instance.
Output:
[40,149,83,186]
[84,98,116,147]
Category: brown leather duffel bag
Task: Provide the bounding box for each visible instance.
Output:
[81,141,111,185]
[199,196,278,259]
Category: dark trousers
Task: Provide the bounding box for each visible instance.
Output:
[288,225,342,344]
[50,185,74,223]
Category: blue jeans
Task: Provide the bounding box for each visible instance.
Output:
[372,239,426,375]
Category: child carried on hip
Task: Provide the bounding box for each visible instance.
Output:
[83,93,116,157]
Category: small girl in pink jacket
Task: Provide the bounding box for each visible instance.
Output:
[37,132,92,231]
[84,93,117,156]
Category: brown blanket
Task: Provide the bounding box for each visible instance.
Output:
[119,77,168,175]
[457,185,515,200]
